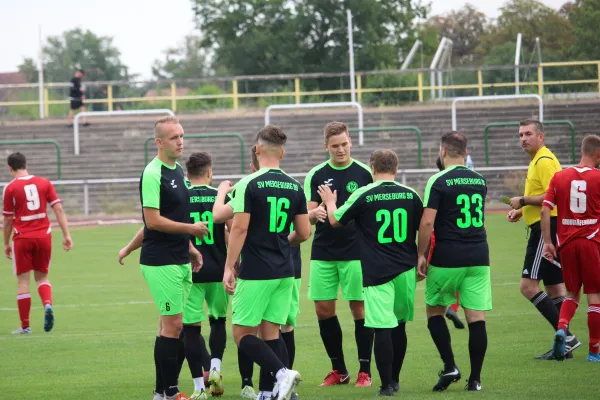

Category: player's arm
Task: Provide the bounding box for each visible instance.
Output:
[3,216,13,259]
[118,226,144,265]
[189,240,203,272]
[51,203,73,251]
[213,181,235,223]
[223,212,250,294]
[541,176,558,260]
[417,176,442,279]
[417,209,437,259]
[289,214,311,246]
[304,172,327,224]
[2,186,14,259]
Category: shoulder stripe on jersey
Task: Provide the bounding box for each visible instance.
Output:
[353,159,372,174]
[423,167,456,206]
[304,161,328,202]
[535,156,553,166]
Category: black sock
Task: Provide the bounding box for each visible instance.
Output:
[391,322,407,383]
[374,328,393,388]
[239,335,285,376]
[468,321,487,383]
[158,336,182,397]
[281,330,296,368]
[427,315,456,371]
[259,339,282,392]
[209,317,227,361]
[318,316,348,374]
[531,292,560,330]
[154,336,164,394]
[355,319,374,375]
[183,325,205,379]
[238,346,254,388]
[553,297,574,336]
[176,330,186,377]
[200,328,211,372]
[278,336,290,368]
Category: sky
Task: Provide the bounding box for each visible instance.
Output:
[0,0,568,79]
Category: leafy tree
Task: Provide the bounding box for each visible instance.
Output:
[566,0,600,60]
[192,0,428,76]
[426,4,488,66]
[152,35,211,80]
[18,28,127,83]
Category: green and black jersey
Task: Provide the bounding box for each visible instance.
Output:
[188,184,230,283]
[335,181,423,287]
[139,157,190,266]
[424,165,489,267]
[304,159,373,261]
[230,168,308,280]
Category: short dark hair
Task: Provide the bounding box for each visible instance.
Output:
[520,119,544,134]
[256,124,287,146]
[435,156,444,171]
[441,131,468,158]
[324,121,349,143]
[7,152,26,171]
[250,145,259,169]
[582,135,600,156]
[186,152,212,177]
[370,149,398,175]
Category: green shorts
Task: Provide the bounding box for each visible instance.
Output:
[364,269,416,329]
[141,264,192,316]
[425,265,492,311]
[183,282,230,325]
[285,279,302,327]
[232,277,294,327]
[308,260,364,301]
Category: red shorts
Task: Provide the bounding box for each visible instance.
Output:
[12,236,52,276]
[559,238,600,294]
[428,232,436,264]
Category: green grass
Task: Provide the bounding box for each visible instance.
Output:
[0,214,597,399]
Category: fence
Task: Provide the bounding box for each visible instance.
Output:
[0,139,62,179]
[144,133,246,173]
[483,120,576,166]
[0,165,555,216]
[2,60,600,118]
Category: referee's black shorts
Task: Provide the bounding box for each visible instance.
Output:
[522,217,563,285]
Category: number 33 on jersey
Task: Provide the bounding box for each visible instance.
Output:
[423,165,490,268]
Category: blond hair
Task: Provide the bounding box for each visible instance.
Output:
[154,116,180,138]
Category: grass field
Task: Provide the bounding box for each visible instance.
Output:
[0,213,598,399]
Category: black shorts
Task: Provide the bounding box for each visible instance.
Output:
[70,100,84,110]
[522,217,563,285]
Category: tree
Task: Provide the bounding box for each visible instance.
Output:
[192,0,428,76]
[426,4,488,66]
[476,0,573,61]
[18,28,127,83]
[567,0,600,60]
[151,35,211,80]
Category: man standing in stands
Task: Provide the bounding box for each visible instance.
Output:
[67,68,89,127]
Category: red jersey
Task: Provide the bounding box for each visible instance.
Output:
[2,175,61,239]
[543,166,600,248]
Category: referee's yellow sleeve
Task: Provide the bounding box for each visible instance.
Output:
[535,158,559,191]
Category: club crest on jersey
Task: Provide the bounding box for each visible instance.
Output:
[170,179,178,188]
[346,181,358,193]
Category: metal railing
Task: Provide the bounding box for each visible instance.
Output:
[2,60,600,117]
[483,120,576,166]
[144,133,246,173]
[0,139,61,179]
[74,109,175,155]
[349,126,423,168]
[1,165,556,216]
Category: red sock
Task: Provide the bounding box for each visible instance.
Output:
[17,293,31,329]
[588,304,600,354]
[558,297,579,331]
[37,282,52,306]
[450,292,460,312]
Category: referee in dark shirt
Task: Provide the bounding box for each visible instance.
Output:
[67,68,89,127]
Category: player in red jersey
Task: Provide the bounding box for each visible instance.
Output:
[541,135,600,362]
[2,152,73,334]
[430,157,464,329]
